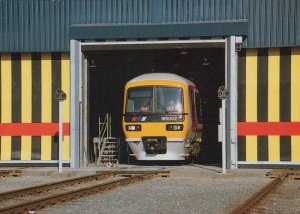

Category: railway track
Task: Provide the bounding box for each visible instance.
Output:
[0,170,169,214]
[251,178,300,213]
[230,169,300,214]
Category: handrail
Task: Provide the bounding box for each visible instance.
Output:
[96,113,112,164]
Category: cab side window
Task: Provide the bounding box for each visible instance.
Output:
[195,92,202,124]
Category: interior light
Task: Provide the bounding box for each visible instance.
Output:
[202,58,210,66]
[89,60,97,68]
[179,50,188,55]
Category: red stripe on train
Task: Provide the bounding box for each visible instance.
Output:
[237,122,300,136]
[0,123,70,136]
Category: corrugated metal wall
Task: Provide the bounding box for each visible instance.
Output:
[162,0,248,22]
[0,0,299,52]
[0,0,70,52]
[70,0,153,24]
[247,0,300,48]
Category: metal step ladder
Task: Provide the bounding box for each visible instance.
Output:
[99,137,118,167]
[93,113,118,167]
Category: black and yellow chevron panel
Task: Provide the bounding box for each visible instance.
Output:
[0,53,70,161]
[1,48,299,164]
[238,47,300,163]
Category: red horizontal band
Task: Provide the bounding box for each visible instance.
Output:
[3,122,299,136]
[0,123,70,136]
[237,122,300,136]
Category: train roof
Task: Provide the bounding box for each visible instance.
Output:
[127,73,195,86]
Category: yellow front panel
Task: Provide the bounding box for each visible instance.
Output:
[61,53,70,160]
[21,53,32,160]
[41,53,52,160]
[1,54,12,160]
[268,48,280,161]
[291,47,300,161]
[246,49,257,161]
[125,123,188,139]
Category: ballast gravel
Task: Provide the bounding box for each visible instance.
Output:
[0,166,270,214]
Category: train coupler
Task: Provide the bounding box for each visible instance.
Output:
[142,136,167,154]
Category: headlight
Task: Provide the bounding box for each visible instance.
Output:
[126,125,141,131]
[166,124,183,131]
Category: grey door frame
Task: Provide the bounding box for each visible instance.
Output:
[70,37,241,169]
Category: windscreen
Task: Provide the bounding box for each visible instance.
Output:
[126,86,183,114]
[126,87,153,113]
[155,87,183,113]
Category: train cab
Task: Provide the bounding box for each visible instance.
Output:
[122,73,203,161]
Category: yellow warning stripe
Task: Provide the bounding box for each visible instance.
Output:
[21,53,32,160]
[246,49,257,161]
[1,54,12,160]
[268,48,280,161]
[41,53,52,160]
[0,52,71,161]
[291,47,300,161]
[61,53,70,160]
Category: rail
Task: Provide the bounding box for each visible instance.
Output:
[0,170,169,214]
[229,170,296,214]
[0,171,117,202]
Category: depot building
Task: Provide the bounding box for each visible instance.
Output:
[0,0,299,168]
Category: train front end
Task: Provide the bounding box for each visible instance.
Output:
[122,79,190,161]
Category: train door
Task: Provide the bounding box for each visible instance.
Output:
[189,86,203,132]
[194,91,203,131]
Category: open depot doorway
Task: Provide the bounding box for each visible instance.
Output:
[84,47,225,164]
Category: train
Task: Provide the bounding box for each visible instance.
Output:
[122,73,203,161]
